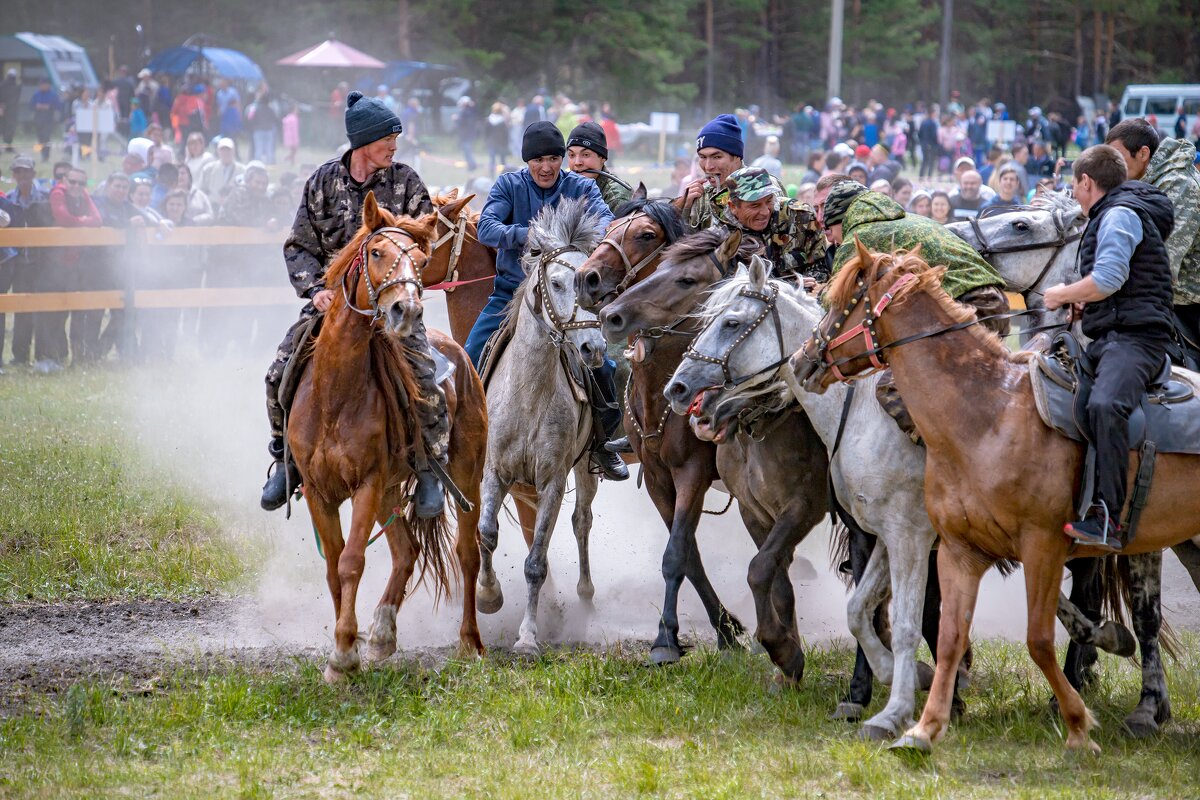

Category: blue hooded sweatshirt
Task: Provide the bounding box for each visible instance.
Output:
[465,168,612,365]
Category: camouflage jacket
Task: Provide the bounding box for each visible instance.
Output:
[717,198,829,281]
[834,192,1004,299]
[284,152,432,300]
[685,183,730,232]
[595,170,632,213]
[1143,138,1200,305]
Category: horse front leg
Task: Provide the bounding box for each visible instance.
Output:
[861,533,931,741]
[835,527,877,721]
[475,467,507,615]
[514,477,567,656]
[1123,552,1171,737]
[892,542,988,756]
[365,511,418,664]
[326,480,383,683]
[451,456,486,657]
[571,465,600,603]
[307,496,346,627]
[746,505,815,684]
[847,543,894,685]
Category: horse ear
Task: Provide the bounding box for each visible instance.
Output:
[853,236,873,272]
[363,191,382,230]
[749,254,769,290]
[441,193,473,220]
[716,229,743,266]
[632,182,648,202]
[444,187,459,201]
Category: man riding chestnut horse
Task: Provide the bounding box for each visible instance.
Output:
[261,90,449,517]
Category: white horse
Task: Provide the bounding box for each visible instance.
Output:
[665,255,937,740]
[476,197,607,656]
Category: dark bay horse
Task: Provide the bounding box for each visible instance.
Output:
[424,190,497,346]
[796,243,1200,755]
[288,192,488,682]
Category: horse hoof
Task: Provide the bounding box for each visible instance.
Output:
[859,724,896,743]
[363,640,396,664]
[768,672,800,695]
[916,661,935,691]
[476,584,504,615]
[831,702,865,722]
[1123,711,1161,739]
[889,734,932,759]
[648,646,683,666]
[323,664,347,684]
[513,640,540,659]
[576,582,595,603]
[1098,620,1137,658]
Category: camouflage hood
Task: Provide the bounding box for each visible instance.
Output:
[1145,137,1198,187]
[1144,137,1200,305]
[842,191,906,234]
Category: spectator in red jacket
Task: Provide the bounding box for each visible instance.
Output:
[48,167,103,364]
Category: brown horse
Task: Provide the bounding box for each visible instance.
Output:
[592,223,753,662]
[424,190,497,346]
[288,192,488,683]
[794,242,1200,755]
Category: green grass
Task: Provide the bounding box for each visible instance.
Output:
[0,368,255,601]
[1,640,1198,799]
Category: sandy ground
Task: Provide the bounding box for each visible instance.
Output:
[2,295,1198,712]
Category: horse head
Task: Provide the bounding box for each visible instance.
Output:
[664,254,815,442]
[352,191,436,338]
[424,192,477,287]
[792,240,945,393]
[599,228,744,344]
[576,184,685,311]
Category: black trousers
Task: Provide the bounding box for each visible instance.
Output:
[1086,331,1170,518]
[919,143,938,178]
[592,361,622,442]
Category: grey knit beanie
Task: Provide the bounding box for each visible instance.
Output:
[345,91,402,150]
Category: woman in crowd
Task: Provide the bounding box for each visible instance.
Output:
[907,190,932,218]
[176,164,214,225]
[129,177,170,228]
[930,189,953,224]
[983,164,1023,210]
[485,101,510,175]
[184,131,214,177]
[891,177,913,208]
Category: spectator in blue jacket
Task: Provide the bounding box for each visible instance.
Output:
[30,79,62,162]
[465,121,627,479]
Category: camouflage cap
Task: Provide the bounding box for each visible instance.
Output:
[821,181,869,227]
[724,167,779,203]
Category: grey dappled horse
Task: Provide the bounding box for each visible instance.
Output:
[476,198,607,655]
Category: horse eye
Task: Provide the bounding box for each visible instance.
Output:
[551,279,565,291]
[724,318,740,329]
[676,277,697,287]
[638,231,657,240]
[1013,221,1029,232]
[371,249,381,258]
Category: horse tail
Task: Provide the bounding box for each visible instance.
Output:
[1100,554,1180,662]
[404,487,458,606]
[828,518,854,590]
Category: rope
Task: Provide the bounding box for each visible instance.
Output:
[702,493,735,516]
[301,486,405,561]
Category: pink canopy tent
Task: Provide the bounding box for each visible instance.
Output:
[276,39,385,69]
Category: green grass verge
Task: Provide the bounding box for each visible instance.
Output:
[2,639,1197,799]
[0,368,255,601]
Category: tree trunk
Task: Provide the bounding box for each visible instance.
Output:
[1073,3,1084,100]
[1092,10,1102,96]
[704,0,714,119]
[1103,14,1115,94]
[397,0,412,60]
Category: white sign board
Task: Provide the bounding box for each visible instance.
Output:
[649,112,680,134]
[987,119,1018,144]
[75,104,116,135]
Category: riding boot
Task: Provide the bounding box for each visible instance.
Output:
[405,320,454,514]
[590,359,629,480]
[604,435,634,454]
[261,437,301,511]
[413,468,445,519]
[874,370,923,446]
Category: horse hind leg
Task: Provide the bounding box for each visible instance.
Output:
[452,459,486,657]
[835,528,876,721]
[1123,552,1171,737]
[747,507,814,684]
[475,468,507,615]
[514,479,567,656]
[365,513,419,664]
[571,465,599,603]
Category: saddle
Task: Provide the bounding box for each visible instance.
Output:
[1028,331,1200,454]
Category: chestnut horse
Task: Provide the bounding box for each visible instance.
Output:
[424,190,497,346]
[288,192,488,682]
[794,242,1200,755]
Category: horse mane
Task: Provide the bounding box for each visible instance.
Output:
[825,244,1013,360]
[612,197,686,244]
[662,227,760,269]
[1030,188,1079,215]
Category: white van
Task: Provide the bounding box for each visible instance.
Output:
[1118,84,1200,138]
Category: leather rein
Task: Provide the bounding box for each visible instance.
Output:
[341,227,426,320]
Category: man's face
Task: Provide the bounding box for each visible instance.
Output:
[165,196,187,221]
[12,167,33,190]
[1108,140,1150,181]
[729,195,775,232]
[65,170,87,198]
[868,148,885,167]
[697,148,741,186]
[360,134,398,170]
[247,171,269,196]
[567,146,604,177]
[1013,148,1028,165]
[1074,174,1103,215]
[131,183,151,207]
[959,172,981,200]
[826,222,844,245]
[999,171,1021,198]
[528,155,562,188]
[813,185,832,229]
[123,155,144,175]
[106,177,130,203]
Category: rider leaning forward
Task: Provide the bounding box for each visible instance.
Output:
[463,121,629,481]
[680,114,746,232]
[816,179,1008,441]
[566,121,631,213]
[261,90,451,517]
[1044,145,1176,551]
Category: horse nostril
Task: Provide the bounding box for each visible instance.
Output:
[584,270,600,288]
[666,381,686,399]
[606,313,623,331]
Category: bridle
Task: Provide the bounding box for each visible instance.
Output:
[681,281,788,395]
[967,206,1083,296]
[342,226,426,320]
[526,245,601,347]
[430,204,470,292]
[592,211,668,297]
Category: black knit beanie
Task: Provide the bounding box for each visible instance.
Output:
[566,121,608,160]
[345,90,403,150]
[522,121,566,162]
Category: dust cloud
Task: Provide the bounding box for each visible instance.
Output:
[119,286,1199,659]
